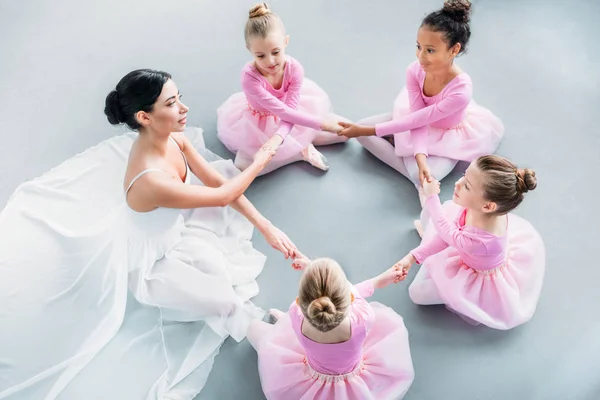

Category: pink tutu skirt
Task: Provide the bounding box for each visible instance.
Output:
[391,88,505,161]
[250,303,414,400]
[217,79,339,160]
[423,202,546,329]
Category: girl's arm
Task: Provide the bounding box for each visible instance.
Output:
[374,79,472,137]
[242,69,323,131]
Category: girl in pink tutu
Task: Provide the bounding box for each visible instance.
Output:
[336,0,504,203]
[247,257,415,400]
[217,2,347,174]
[394,155,545,330]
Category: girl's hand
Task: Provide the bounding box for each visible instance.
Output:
[422,178,440,198]
[388,254,416,283]
[416,154,432,184]
[320,121,344,133]
[337,122,373,138]
[291,253,310,270]
[374,264,409,288]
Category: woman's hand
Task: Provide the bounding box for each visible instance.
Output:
[253,146,276,168]
[258,221,298,259]
[262,134,284,151]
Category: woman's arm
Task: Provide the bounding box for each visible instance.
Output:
[179,135,298,258]
[135,163,262,209]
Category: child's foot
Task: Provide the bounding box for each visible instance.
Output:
[301,144,329,171]
[268,308,285,324]
[414,220,424,238]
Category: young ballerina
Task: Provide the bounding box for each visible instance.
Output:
[0,69,301,399]
[394,155,545,330]
[217,2,347,175]
[337,0,504,203]
[247,257,415,400]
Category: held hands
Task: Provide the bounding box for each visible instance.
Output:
[262,134,284,151]
[320,121,344,134]
[418,154,440,199]
[336,121,373,138]
[291,253,310,270]
[374,262,410,289]
[422,177,440,198]
[253,146,276,168]
[383,254,416,286]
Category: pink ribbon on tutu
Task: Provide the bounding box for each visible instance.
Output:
[247,104,279,120]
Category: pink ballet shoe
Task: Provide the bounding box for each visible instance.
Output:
[301,144,329,171]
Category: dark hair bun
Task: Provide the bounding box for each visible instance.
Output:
[104,90,125,125]
[442,0,471,24]
[517,168,537,193]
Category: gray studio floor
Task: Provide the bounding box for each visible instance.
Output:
[1,0,599,399]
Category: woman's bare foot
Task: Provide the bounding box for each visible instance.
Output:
[301,144,329,171]
[414,220,424,238]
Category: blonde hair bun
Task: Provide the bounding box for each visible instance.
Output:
[297,258,350,332]
[249,2,270,19]
[307,296,337,319]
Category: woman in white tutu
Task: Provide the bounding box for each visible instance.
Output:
[0,69,299,399]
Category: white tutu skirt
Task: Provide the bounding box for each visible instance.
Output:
[0,127,266,399]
